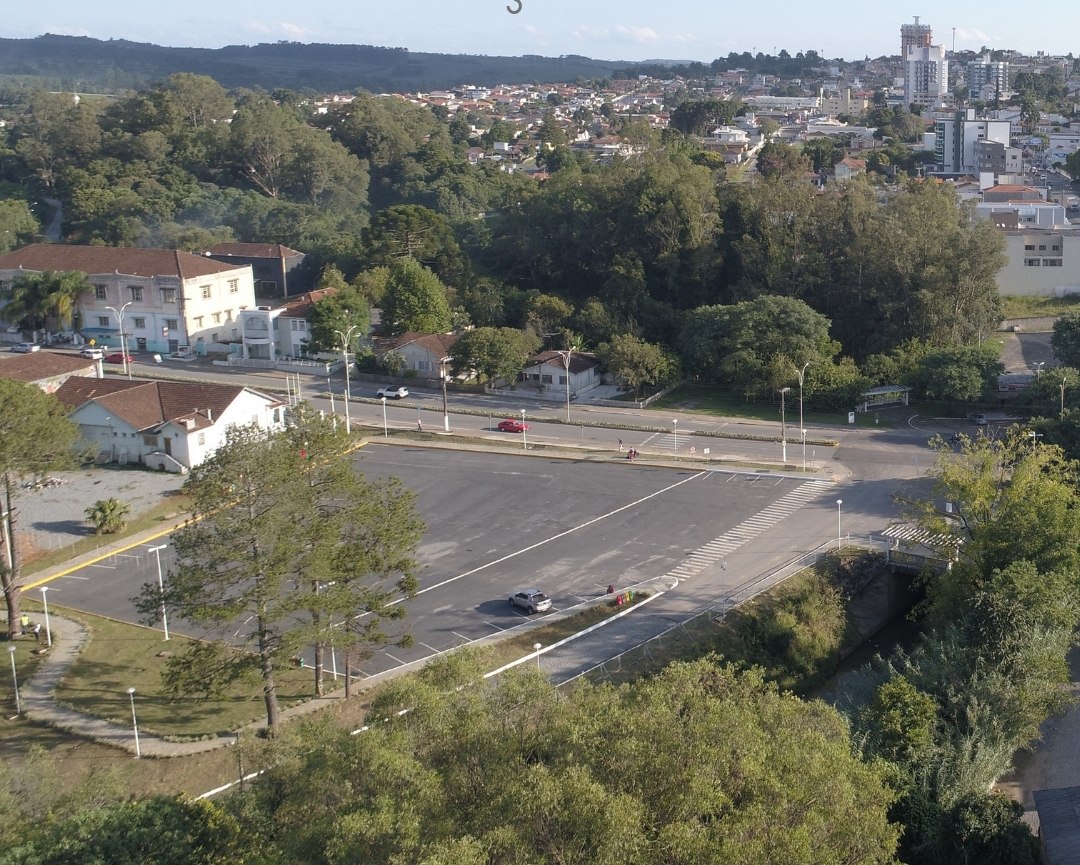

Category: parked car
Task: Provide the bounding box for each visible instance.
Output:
[377,385,409,399]
[497,419,529,433]
[10,342,40,353]
[104,352,134,364]
[79,347,104,359]
[508,589,552,614]
[967,413,988,426]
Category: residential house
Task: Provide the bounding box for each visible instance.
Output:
[833,156,866,182]
[204,242,306,297]
[238,288,339,364]
[0,351,100,393]
[54,376,286,472]
[519,350,600,397]
[384,332,459,381]
[0,244,256,356]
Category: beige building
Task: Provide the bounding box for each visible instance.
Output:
[997,229,1080,296]
[0,244,256,356]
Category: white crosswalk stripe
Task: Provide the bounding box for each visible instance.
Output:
[666,479,833,581]
[642,431,695,452]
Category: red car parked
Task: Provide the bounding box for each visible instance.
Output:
[497,419,528,433]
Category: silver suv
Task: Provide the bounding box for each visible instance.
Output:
[377,385,409,399]
[509,589,552,614]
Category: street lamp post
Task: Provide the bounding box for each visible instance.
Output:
[1061,376,1068,420]
[126,687,141,758]
[105,301,133,380]
[440,361,450,432]
[39,586,51,648]
[1029,430,1043,451]
[797,362,809,471]
[334,326,359,435]
[836,499,843,551]
[148,544,169,641]
[1033,361,1045,379]
[779,387,791,465]
[381,396,388,438]
[521,409,527,450]
[533,642,542,672]
[7,645,20,716]
[672,419,678,454]
[556,349,573,422]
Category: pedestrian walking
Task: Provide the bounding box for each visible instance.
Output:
[417,418,423,432]
[618,439,623,452]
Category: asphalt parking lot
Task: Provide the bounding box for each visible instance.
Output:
[40,446,838,679]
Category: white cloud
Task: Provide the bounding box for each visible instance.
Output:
[239,20,314,41]
[954,27,997,47]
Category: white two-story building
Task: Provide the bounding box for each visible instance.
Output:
[0,244,256,355]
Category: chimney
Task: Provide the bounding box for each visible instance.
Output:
[207,408,213,421]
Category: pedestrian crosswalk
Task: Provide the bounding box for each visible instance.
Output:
[642,430,694,452]
[881,524,957,548]
[667,478,833,581]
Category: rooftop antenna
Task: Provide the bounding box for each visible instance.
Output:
[952,27,956,55]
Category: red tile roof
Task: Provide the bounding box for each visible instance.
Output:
[390,332,459,358]
[0,351,98,383]
[278,288,338,318]
[0,244,247,279]
[205,242,303,259]
[54,377,282,432]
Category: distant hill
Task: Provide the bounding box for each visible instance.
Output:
[0,34,636,93]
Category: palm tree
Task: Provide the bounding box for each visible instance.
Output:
[5,270,92,338]
[84,498,131,535]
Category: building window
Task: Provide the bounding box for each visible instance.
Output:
[161,288,177,303]
[418,360,430,371]
[213,313,221,324]
[201,285,212,299]
[197,432,206,446]
[541,374,553,384]
[142,435,157,447]
[133,317,146,329]
[1039,245,1047,251]
[1024,258,1041,266]
[1024,244,1035,251]
[165,318,178,330]
[129,285,143,302]
[94,285,107,300]
[225,309,233,321]
[1045,259,1063,267]
[194,316,204,328]
[97,316,110,326]
[228,279,239,294]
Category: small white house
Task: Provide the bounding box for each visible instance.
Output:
[384,332,459,381]
[55,377,286,472]
[519,350,600,396]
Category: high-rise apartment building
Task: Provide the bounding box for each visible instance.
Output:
[901,17,949,108]
[967,54,1009,101]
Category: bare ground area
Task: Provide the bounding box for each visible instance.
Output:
[12,466,185,563]
[998,317,1059,375]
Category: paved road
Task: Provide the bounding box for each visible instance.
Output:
[40,447,841,681]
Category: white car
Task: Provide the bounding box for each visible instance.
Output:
[10,343,40,353]
[377,385,409,399]
[508,589,553,614]
[79,347,105,360]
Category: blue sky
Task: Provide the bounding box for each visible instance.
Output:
[4,2,1078,62]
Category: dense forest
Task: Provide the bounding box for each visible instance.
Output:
[0,35,635,94]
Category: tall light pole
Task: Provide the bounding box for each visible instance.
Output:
[1061,376,1068,420]
[556,349,573,422]
[521,409,527,450]
[39,586,52,648]
[836,499,843,551]
[105,301,133,380]
[779,387,791,465]
[7,645,20,716]
[533,642,542,672]
[797,362,809,471]
[1033,361,1045,379]
[672,418,678,453]
[126,687,141,758]
[148,543,169,640]
[440,360,450,432]
[334,325,359,435]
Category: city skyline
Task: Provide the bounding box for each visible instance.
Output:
[2,2,1078,66]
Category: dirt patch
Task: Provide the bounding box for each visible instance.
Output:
[12,467,185,562]
[998,331,1059,374]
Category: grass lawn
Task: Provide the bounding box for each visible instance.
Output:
[31,607,320,740]
[651,383,885,428]
[1001,295,1080,320]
